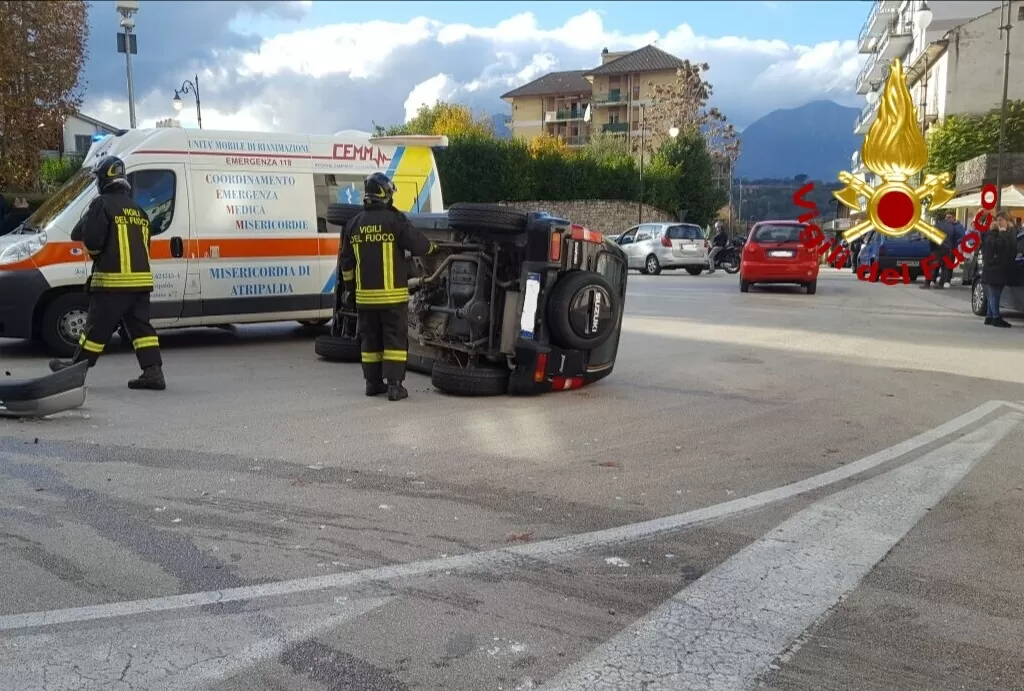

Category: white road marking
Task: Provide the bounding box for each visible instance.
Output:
[538,413,1022,691]
[0,597,391,691]
[0,400,1014,633]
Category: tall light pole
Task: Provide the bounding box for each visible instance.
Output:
[638,103,646,224]
[115,0,140,129]
[172,75,203,129]
[996,0,1014,209]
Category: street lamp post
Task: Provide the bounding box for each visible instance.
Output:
[172,75,203,129]
[638,104,646,224]
[115,0,139,129]
[996,0,1014,209]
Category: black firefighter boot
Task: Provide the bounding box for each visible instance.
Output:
[128,366,166,391]
[365,379,387,396]
[48,359,75,373]
[386,379,408,402]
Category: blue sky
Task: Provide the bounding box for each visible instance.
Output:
[233,1,870,46]
[83,1,871,133]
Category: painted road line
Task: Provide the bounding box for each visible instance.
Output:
[0,400,1014,632]
[0,597,392,691]
[538,412,1022,691]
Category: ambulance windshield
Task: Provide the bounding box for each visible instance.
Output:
[20,168,94,235]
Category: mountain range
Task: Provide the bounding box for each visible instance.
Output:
[735,100,861,181]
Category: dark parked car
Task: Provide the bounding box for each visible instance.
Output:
[965,229,1024,316]
[314,203,628,396]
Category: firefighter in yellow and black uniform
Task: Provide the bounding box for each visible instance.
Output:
[339,172,436,401]
[48,156,166,391]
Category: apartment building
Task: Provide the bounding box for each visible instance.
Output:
[851,0,1003,178]
[501,44,686,147]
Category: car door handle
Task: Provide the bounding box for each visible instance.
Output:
[170,236,184,258]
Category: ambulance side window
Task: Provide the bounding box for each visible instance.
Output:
[127,169,176,236]
[315,173,365,233]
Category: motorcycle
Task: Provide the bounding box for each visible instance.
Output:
[712,238,743,274]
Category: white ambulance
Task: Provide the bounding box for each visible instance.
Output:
[0,128,447,356]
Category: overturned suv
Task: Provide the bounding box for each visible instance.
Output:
[314,203,627,396]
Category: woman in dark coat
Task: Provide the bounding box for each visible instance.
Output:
[980,210,1020,328]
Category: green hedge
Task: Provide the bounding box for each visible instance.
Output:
[436,132,727,227]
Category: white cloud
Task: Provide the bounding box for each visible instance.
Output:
[81,9,865,135]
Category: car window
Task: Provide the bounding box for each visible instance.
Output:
[618,227,638,242]
[666,225,703,240]
[636,224,660,241]
[752,223,803,243]
[128,169,176,236]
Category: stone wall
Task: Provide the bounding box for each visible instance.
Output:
[498,199,676,234]
[955,153,1024,190]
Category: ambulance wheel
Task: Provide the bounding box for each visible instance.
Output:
[314,334,361,362]
[448,203,529,235]
[431,361,509,396]
[41,292,90,358]
[546,270,619,350]
[325,203,363,228]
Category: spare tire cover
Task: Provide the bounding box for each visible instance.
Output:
[546,271,619,350]
[567,283,614,341]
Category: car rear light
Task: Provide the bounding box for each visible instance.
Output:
[661,236,672,248]
[552,376,584,391]
[534,353,548,383]
[745,241,758,254]
[550,232,563,262]
[703,240,709,250]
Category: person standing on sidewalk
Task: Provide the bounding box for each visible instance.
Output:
[980,211,1019,328]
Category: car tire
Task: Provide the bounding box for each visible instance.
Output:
[971,280,987,316]
[325,203,363,228]
[740,279,751,293]
[431,361,509,396]
[546,270,620,350]
[314,334,361,362]
[806,280,817,295]
[448,203,528,234]
[298,319,329,329]
[684,267,703,276]
[644,254,662,276]
[41,292,90,358]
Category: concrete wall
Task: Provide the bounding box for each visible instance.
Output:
[498,199,675,235]
[509,96,544,139]
[943,7,1024,117]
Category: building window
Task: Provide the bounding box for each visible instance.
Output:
[127,170,176,236]
[74,134,93,154]
[632,85,640,100]
[1018,5,1024,20]
[609,112,620,124]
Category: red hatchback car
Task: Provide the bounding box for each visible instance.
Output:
[739,221,820,294]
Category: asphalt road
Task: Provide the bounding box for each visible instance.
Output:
[1,268,1023,691]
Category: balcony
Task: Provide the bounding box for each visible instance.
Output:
[592,90,623,106]
[854,100,878,135]
[602,122,629,133]
[858,1,901,53]
[545,109,585,122]
[566,135,588,147]
[856,15,913,93]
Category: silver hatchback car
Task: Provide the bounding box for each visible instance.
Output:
[615,222,710,275]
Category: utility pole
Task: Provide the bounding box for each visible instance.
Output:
[737,180,744,228]
[638,103,646,224]
[996,0,1013,208]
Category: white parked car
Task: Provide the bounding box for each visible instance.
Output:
[613,222,710,275]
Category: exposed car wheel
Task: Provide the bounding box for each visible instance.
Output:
[971,280,987,316]
[431,361,509,396]
[644,254,662,276]
[806,280,817,295]
[546,270,620,350]
[314,334,360,362]
[325,203,363,228]
[41,292,90,358]
[448,203,529,234]
[740,279,751,293]
[684,267,703,276]
[298,319,329,329]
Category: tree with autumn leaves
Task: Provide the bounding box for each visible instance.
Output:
[0,0,89,190]
[374,102,494,139]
